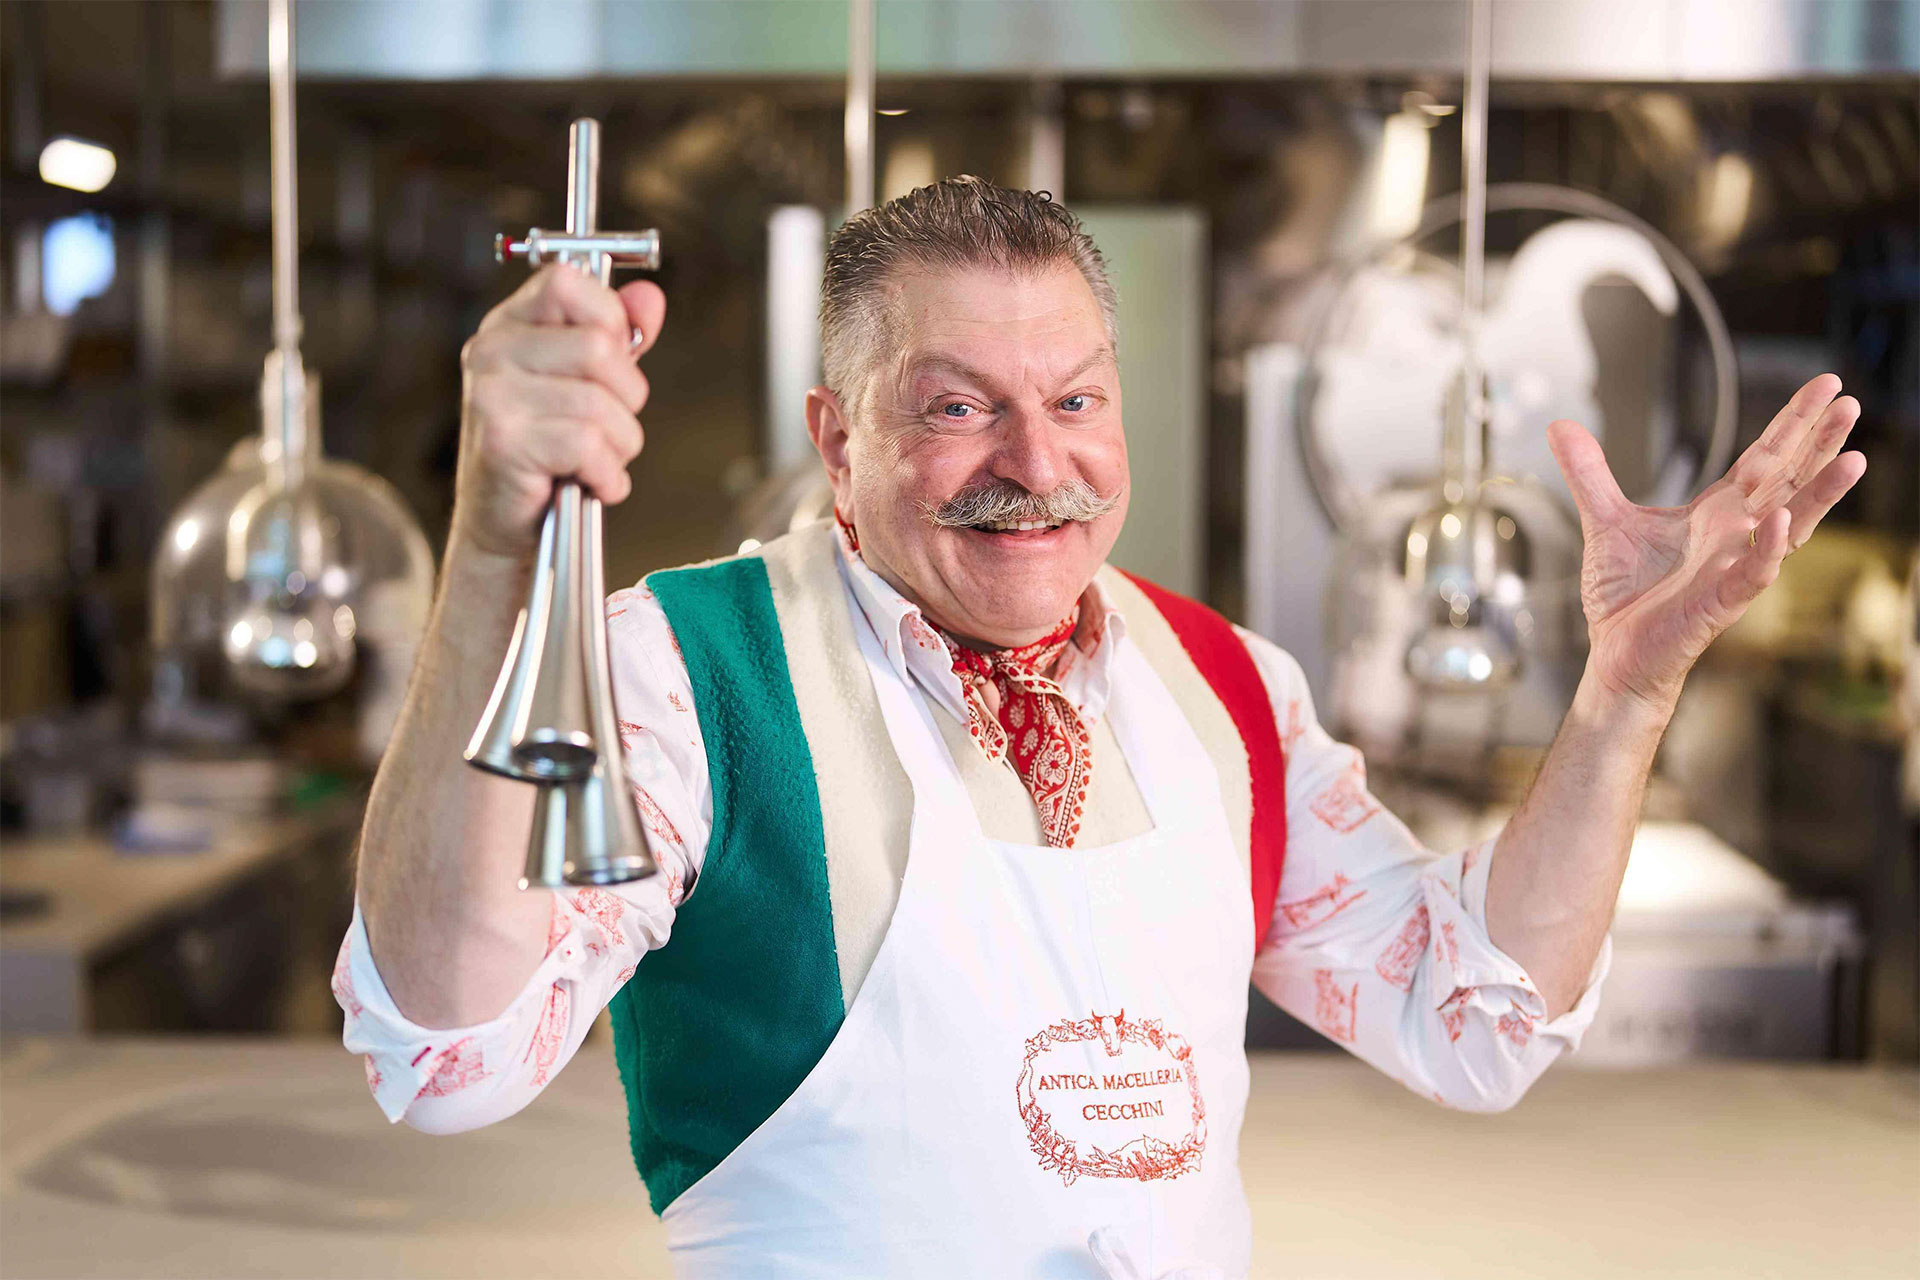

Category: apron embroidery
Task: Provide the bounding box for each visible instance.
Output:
[1016,1010,1206,1187]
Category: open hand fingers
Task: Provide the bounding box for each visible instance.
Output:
[1745,391,1860,515]
[1732,372,1839,484]
[1546,418,1631,531]
[1782,449,1867,551]
[1729,373,1853,510]
[1714,507,1791,618]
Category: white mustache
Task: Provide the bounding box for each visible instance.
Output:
[922,479,1122,529]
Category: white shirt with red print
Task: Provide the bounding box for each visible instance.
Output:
[334,535,1611,1133]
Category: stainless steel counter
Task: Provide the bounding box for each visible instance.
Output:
[0,800,362,1033]
[1,1038,1914,1278]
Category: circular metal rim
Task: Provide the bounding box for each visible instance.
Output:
[1293,182,1740,533]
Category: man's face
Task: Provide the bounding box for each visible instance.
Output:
[808,261,1129,649]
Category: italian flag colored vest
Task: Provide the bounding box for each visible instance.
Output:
[608,519,1286,1214]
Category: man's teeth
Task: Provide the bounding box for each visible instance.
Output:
[979,520,1062,532]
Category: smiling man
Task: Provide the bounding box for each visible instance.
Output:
[336,178,1865,1278]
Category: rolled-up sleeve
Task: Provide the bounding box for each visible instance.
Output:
[1239,628,1610,1112]
[332,582,712,1132]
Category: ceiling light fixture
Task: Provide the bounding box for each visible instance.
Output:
[38,137,117,193]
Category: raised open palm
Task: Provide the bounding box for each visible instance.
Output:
[1545,373,1866,710]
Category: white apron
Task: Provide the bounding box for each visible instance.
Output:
[660,598,1256,1278]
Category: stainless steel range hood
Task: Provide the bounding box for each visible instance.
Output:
[218,0,1918,82]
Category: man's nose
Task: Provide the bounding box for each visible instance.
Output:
[989,405,1064,496]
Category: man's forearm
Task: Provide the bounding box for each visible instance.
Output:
[355,540,555,1029]
[1483,664,1674,1019]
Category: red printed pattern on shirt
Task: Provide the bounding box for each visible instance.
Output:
[420,1037,489,1096]
[1438,987,1473,1042]
[905,614,945,656]
[1374,904,1431,993]
[331,936,362,1020]
[1309,769,1382,834]
[1496,1006,1535,1050]
[569,887,628,949]
[627,784,688,902]
[527,983,569,1086]
[1312,970,1360,1042]
[1277,873,1367,930]
[1078,604,1108,655]
[545,897,571,956]
[631,783,687,854]
[1279,698,1306,751]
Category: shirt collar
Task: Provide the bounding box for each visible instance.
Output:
[831,520,1127,724]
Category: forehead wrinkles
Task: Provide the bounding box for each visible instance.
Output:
[898,309,1110,399]
[857,264,1113,431]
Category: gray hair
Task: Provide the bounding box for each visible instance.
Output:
[819,176,1118,413]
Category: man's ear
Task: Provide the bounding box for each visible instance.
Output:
[806,385,854,507]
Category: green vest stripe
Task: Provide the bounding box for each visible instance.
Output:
[608,554,844,1215]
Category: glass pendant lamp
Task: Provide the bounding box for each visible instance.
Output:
[1295,0,1736,773]
[151,0,431,724]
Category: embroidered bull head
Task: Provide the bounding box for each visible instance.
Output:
[1094,1009,1125,1057]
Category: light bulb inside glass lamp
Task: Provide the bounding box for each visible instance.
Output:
[222,484,356,697]
[152,359,434,749]
[213,352,361,700]
[1400,497,1525,690]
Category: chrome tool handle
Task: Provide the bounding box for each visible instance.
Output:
[464,118,660,888]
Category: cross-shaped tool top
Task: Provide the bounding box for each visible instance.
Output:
[494,118,661,287]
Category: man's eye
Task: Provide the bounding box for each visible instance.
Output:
[1060,395,1088,412]
[940,403,973,418]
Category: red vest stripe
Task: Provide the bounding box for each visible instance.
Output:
[1118,572,1288,946]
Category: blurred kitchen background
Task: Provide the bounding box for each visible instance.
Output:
[2,0,1917,1074]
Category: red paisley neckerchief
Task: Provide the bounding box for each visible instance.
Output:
[942,612,1092,849]
[835,510,1092,848]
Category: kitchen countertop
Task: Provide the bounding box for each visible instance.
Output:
[0,802,363,1034]
[1,1038,1914,1279]
[0,802,360,962]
